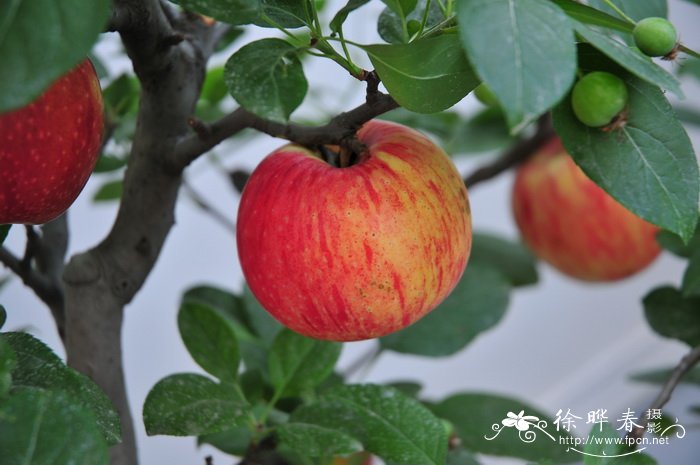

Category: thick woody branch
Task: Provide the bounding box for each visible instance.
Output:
[464,114,554,188]
[173,92,399,168]
[627,344,700,442]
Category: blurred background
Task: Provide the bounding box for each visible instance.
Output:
[2,1,700,464]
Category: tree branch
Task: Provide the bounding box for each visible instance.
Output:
[173,93,399,168]
[464,114,554,188]
[0,217,67,337]
[627,344,700,442]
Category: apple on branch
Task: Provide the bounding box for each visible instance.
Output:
[237,120,472,341]
[512,137,660,282]
[0,60,103,225]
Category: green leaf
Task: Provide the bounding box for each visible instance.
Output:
[93,179,124,202]
[3,332,121,445]
[103,74,140,119]
[243,285,283,344]
[177,0,261,25]
[143,373,248,436]
[683,250,700,297]
[377,0,443,44]
[0,0,110,112]
[330,0,370,33]
[94,155,128,173]
[380,108,461,147]
[432,393,575,463]
[551,0,631,33]
[0,388,108,465]
[278,423,363,458]
[448,108,514,155]
[381,265,509,356]
[631,366,700,387]
[0,225,10,245]
[178,301,240,383]
[573,22,682,97]
[201,66,229,105]
[293,384,447,465]
[656,226,700,257]
[0,336,15,396]
[386,381,422,398]
[381,0,417,17]
[224,38,307,122]
[470,232,538,286]
[447,447,481,465]
[268,329,341,397]
[643,287,700,346]
[552,48,700,243]
[198,426,252,456]
[587,0,667,21]
[457,0,576,133]
[583,422,620,465]
[363,35,479,113]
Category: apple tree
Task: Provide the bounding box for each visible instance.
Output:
[1,1,700,465]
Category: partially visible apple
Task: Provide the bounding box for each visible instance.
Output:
[0,59,103,224]
[512,137,660,282]
[237,120,472,341]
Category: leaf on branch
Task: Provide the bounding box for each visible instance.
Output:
[643,286,700,347]
[457,0,577,133]
[553,46,700,243]
[380,0,418,18]
[277,423,363,458]
[176,0,261,26]
[683,250,700,297]
[293,384,448,465]
[178,301,241,383]
[143,373,249,436]
[583,422,659,465]
[331,0,371,34]
[470,232,538,287]
[198,426,252,456]
[3,332,121,445]
[268,328,341,398]
[656,225,700,258]
[256,0,312,29]
[93,179,124,202]
[224,38,308,122]
[551,0,631,33]
[587,0,667,21]
[432,393,576,463]
[0,0,110,112]
[0,336,15,396]
[380,265,509,357]
[0,388,109,465]
[363,35,479,113]
[377,0,443,44]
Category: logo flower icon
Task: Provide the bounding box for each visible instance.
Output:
[502,410,540,431]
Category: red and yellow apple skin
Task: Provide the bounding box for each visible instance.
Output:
[237,120,472,341]
[512,137,661,282]
[0,59,103,224]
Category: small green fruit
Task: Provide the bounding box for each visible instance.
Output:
[633,17,677,57]
[474,83,499,108]
[571,71,628,128]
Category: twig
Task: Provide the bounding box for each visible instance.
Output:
[627,344,700,442]
[182,178,236,233]
[463,114,554,188]
[173,93,399,168]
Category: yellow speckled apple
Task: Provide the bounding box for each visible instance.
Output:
[237,120,472,341]
[0,60,103,225]
[512,137,660,282]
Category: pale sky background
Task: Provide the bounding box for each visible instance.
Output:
[3,1,700,464]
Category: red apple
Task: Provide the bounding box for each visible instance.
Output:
[0,59,103,224]
[512,137,660,282]
[237,120,472,341]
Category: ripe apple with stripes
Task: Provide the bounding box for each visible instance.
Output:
[0,60,103,224]
[237,120,472,341]
[512,137,660,282]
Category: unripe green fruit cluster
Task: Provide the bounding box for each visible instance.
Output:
[633,17,677,57]
[571,71,628,128]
